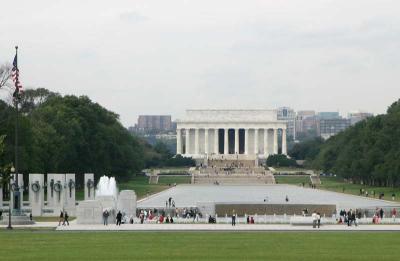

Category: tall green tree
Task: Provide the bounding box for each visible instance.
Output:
[309,99,400,187]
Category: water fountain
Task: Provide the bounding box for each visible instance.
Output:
[76,175,136,224]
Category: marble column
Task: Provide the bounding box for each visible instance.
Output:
[204,128,209,154]
[224,128,229,154]
[176,129,182,154]
[282,128,287,155]
[195,128,199,155]
[254,129,259,154]
[214,129,219,154]
[185,129,190,155]
[234,128,239,154]
[264,128,268,156]
[244,128,249,155]
[273,128,278,154]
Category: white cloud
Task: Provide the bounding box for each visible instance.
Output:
[0,0,399,125]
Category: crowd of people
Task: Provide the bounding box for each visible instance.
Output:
[338,209,361,226]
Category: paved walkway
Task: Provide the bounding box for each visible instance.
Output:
[2,222,400,231]
[54,224,400,231]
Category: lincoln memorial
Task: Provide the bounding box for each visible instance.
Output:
[176,109,287,160]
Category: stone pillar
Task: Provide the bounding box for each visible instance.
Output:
[194,128,199,155]
[234,128,239,154]
[214,129,219,154]
[65,173,76,216]
[204,128,209,154]
[10,174,23,210]
[29,174,44,216]
[224,128,229,154]
[273,128,279,154]
[282,128,287,155]
[176,129,182,154]
[84,173,95,200]
[185,129,190,155]
[117,190,137,218]
[49,174,66,214]
[264,128,268,156]
[244,128,249,155]
[254,129,259,154]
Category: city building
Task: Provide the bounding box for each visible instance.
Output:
[295,111,318,139]
[317,111,340,120]
[136,115,173,132]
[318,118,351,140]
[276,107,296,139]
[348,111,373,125]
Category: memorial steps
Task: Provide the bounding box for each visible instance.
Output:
[192,173,276,184]
[192,165,276,184]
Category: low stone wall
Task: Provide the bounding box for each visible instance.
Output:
[214,203,336,216]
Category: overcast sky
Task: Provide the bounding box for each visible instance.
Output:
[1,0,399,126]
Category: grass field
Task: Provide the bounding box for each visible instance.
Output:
[319,177,400,202]
[0,230,399,260]
[274,175,310,185]
[273,175,400,202]
[119,175,190,199]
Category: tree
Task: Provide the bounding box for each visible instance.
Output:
[19,88,60,114]
[289,137,324,161]
[0,64,12,89]
[266,154,297,167]
[0,135,13,200]
[308,99,400,187]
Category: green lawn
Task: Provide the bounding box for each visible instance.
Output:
[158,175,191,185]
[119,175,191,199]
[275,175,310,185]
[0,231,399,260]
[320,177,400,202]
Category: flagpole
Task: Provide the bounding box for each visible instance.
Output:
[13,45,20,213]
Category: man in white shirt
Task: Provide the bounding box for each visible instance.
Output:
[312,211,317,228]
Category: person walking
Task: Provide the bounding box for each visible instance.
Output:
[58,211,64,226]
[392,208,397,222]
[116,211,122,226]
[316,212,321,228]
[312,211,317,228]
[379,208,384,219]
[103,210,109,226]
[231,210,236,226]
[63,212,70,226]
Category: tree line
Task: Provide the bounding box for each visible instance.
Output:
[289,100,400,187]
[0,88,193,183]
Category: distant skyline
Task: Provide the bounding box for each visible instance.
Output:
[1,0,399,126]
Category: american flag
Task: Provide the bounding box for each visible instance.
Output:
[12,49,23,98]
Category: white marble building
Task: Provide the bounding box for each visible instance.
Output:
[176,110,287,159]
